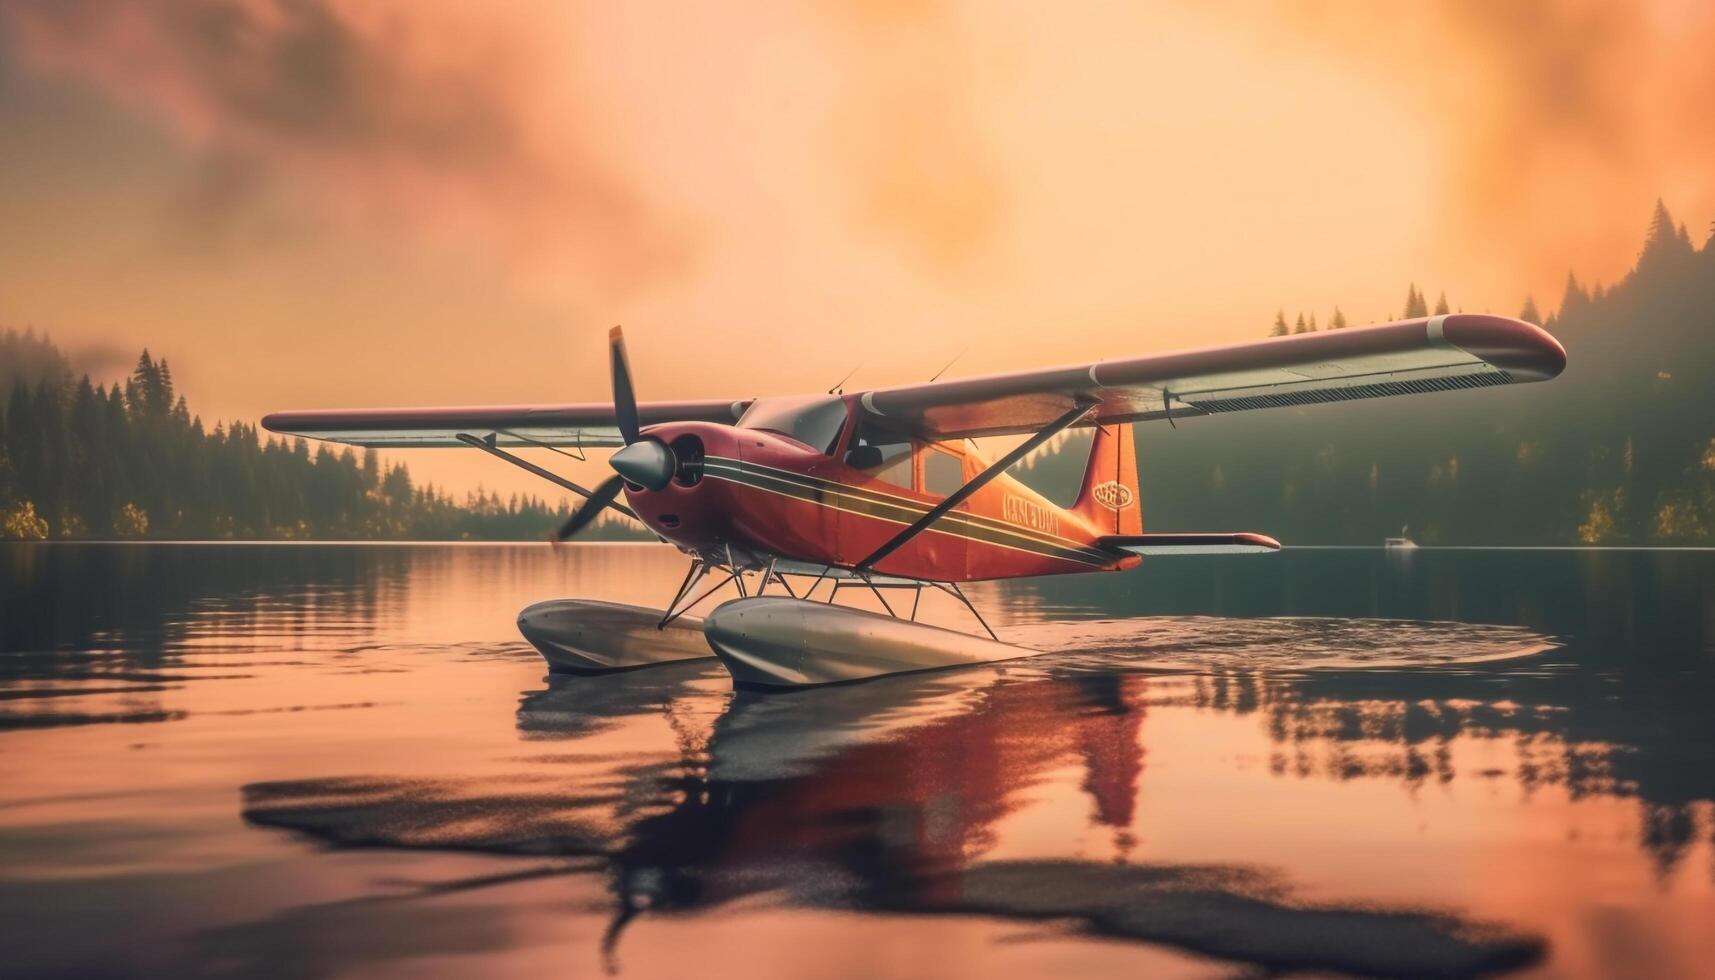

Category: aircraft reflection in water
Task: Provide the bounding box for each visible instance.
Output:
[246,645,1546,977]
[581,672,1139,965]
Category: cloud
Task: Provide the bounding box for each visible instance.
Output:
[0,0,1022,295]
[819,0,1006,273]
[0,0,685,293]
[1268,0,1715,290]
[3,0,1706,340]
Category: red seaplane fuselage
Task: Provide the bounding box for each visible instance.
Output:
[624,393,1143,583]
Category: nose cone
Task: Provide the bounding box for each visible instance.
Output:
[610,440,676,490]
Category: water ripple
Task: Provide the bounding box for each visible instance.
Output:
[999,616,1559,672]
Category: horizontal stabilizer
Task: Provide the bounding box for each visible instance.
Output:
[1100,532,1281,556]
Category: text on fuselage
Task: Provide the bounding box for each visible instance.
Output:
[1002,494,1059,535]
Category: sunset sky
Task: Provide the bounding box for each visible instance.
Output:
[1,0,1711,496]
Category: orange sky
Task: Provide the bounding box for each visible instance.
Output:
[1,0,1710,497]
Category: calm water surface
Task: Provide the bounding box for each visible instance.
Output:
[2,543,1712,979]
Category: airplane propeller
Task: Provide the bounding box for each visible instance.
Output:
[552,326,677,543]
[609,325,641,445]
[553,473,626,542]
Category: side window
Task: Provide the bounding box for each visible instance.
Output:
[924,448,964,498]
[847,424,914,490]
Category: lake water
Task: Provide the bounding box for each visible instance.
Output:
[2,543,1712,979]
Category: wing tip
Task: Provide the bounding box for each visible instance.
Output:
[1238,531,1282,551]
[1440,314,1567,381]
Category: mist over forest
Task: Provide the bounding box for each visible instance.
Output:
[4,201,1713,545]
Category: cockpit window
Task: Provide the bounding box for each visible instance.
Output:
[736,395,849,453]
[924,447,965,497]
[848,421,914,490]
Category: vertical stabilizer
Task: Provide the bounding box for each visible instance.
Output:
[1071,423,1142,535]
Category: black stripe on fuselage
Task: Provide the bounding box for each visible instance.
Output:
[701,456,1113,567]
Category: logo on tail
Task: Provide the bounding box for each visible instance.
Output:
[1091,481,1134,510]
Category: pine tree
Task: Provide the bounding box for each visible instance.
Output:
[1270,310,1289,337]
[1329,307,1348,330]
[1403,284,1428,319]
[158,359,176,410]
[1307,313,1318,332]
[1293,313,1308,334]
[1638,198,1694,272]
[1559,272,1589,318]
[1519,295,1541,323]
[1644,198,1675,247]
[1433,292,1450,316]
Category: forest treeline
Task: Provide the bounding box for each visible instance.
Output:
[1019,199,1715,545]
[0,339,643,540]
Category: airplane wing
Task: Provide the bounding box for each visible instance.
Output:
[261,399,750,448]
[854,314,1566,439]
[263,314,1564,448]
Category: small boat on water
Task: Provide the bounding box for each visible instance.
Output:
[1384,526,1418,550]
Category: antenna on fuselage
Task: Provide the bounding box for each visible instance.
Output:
[928,347,967,382]
[827,362,863,394]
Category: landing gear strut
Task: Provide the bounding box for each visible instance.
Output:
[649,552,999,641]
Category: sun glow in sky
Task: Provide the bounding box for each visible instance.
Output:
[1,0,1710,495]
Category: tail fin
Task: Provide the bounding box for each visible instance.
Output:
[1071,422,1142,536]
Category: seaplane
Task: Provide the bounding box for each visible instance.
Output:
[263,313,1565,688]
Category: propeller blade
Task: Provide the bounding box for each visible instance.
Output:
[610,325,640,446]
[553,474,626,542]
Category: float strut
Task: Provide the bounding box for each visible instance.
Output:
[801,566,832,601]
[656,561,706,629]
[859,571,897,618]
[937,581,998,641]
[661,568,737,627]
[724,544,748,598]
[756,557,789,597]
[770,564,798,598]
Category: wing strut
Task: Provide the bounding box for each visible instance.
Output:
[454,432,640,522]
[856,399,1096,572]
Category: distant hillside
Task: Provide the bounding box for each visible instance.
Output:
[1015,201,1715,545]
[0,337,650,541]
